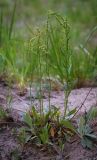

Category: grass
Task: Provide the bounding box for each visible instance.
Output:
[0,0,97,81]
[0,1,97,111]
[0,0,97,154]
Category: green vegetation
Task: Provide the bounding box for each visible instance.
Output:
[22,106,76,145]
[16,105,97,151]
[0,0,97,156]
[78,109,97,149]
[0,0,97,88]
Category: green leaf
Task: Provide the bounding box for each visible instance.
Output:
[67,108,76,117]
[0,107,7,119]
[31,106,39,119]
[61,120,76,132]
[78,117,86,136]
[39,125,49,144]
[24,113,32,129]
[85,133,97,140]
[85,137,93,149]
[87,107,97,122]
[26,135,37,143]
[81,138,87,148]
[81,137,93,149]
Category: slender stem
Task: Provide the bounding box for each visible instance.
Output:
[28,39,33,107]
[64,91,68,116]
[37,31,43,115]
[63,19,71,117]
[64,89,71,117]
[71,87,92,119]
[46,15,51,111]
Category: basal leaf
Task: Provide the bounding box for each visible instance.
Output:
[24,113,32,129]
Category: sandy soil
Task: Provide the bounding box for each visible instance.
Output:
[0,83,97,159]
[0,118,97,160]
[0,82,97,119]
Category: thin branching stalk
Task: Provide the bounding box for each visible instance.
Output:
[72,87,92,119]
[37,30,43,115]
[63,18,71,117]
[46,15,51,112]
[54,14,72,117]
[28,38,33,107]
